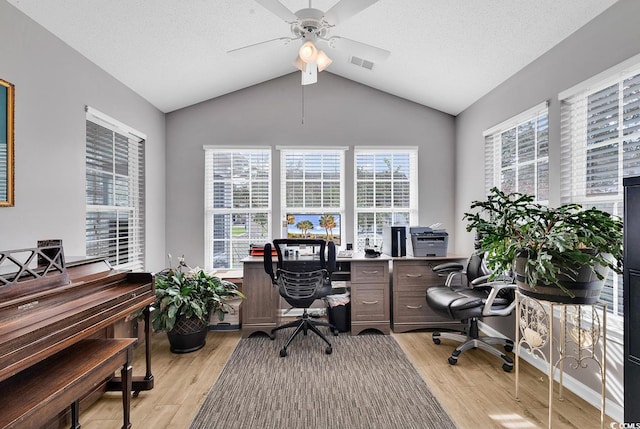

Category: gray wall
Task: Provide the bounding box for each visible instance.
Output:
[0,2,167,271]
[166,72,456,268]
[455,0,640,412]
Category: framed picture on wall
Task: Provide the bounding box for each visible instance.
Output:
[0,78,14,207]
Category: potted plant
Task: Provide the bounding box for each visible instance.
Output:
[152,256,245,353]
[463,187,623,304]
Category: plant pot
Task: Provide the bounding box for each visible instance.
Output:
[166,315,209,353]
[515,256,609,304]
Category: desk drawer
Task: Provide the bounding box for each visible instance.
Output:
[394,261,442,290]
[393,291,450,324]
[351,262,388,284]
[351,288,388,321]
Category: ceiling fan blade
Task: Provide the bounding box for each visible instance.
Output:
[255,0,298,23]
[326,36,390,63]
[227,37,295,55]
[324,0,380,26]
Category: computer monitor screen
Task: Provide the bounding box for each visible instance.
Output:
[285,213,341,245]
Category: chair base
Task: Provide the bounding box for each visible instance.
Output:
[432,318,514,372]
[270,309,338,357]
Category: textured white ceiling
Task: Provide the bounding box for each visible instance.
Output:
[7,0,618,114]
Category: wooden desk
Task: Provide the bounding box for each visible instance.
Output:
[241,254,392,337]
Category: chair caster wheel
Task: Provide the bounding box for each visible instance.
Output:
[505,344,513,353]
[333,329,339,336]
[502,363,513,372]
[325,346,332,355]
[448,356,457,365]
[433,338,441,345]
[269,334,275,341]
[279,348,287,357]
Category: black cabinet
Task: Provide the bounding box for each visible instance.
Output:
[624,176,640,423]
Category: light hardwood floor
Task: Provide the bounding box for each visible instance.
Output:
[82,329,613,429]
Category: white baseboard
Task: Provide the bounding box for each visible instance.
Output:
[479,321,624,422]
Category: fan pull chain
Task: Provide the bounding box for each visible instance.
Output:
[301,84,305,125]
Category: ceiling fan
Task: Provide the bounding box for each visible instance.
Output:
[228,0,391,85]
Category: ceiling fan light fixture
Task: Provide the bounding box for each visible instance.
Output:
[293,55,306,72]
[298,41,318,63]
[316,50,332,72]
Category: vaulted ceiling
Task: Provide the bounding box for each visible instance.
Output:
[7,0,618,114]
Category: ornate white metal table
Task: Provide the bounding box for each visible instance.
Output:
[514,291,606,428]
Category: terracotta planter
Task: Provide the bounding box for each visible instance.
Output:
[515,256,609,304]
[166,314,209,353]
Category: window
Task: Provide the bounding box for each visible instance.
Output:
[279,148,345,244]
[85,107,145,270]
[484,102,549,202]
[354,148,418,250]
[204,147,271,270]
[560,58,640,320]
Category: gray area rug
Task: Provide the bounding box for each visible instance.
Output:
[190,333,456,429]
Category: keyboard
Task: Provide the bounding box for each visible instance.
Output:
[337,250,353,258]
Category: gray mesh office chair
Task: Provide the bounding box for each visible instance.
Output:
[425,253,517,371]
[263,239,338,357]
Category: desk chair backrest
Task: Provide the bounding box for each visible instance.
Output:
[263,239,336,308]
[465,252,490,284]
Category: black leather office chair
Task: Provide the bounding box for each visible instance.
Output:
[263,239,338,357]
[425,253,516,371]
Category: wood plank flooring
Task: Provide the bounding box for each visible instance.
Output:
[81,330,612,429]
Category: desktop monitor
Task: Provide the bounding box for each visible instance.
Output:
[285,213,341,246]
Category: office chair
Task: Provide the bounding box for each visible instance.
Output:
[425,252,517,371]
[263,239,339,357]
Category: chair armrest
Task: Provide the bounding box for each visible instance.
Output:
[263,243,276,284]
[481,282,517,317]
[432,262,464,273]
[432,262,465,288]
[470,274,492,286]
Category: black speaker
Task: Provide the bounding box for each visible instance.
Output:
[382,226,406,257]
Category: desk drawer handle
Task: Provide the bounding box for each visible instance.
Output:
[406,274,423,278]
[362,300,379,305]
[362,270,379,274]
[406,305,423,309]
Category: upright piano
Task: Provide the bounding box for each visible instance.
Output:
[0,244,155,428]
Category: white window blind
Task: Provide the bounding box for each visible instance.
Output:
[354,148,418,250]
[85,108,145,271]
[204,147,271,270]
[279,148,345,244]
[560,62,640,318]
[484,102,549,202]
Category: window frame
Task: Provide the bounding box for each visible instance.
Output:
[278,146,346,244]
[559,58,640,336]
[204,146,272,270]
[483,101,550,203]
[85,106,146,271]
[353,147,419,251]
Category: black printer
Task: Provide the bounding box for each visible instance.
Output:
[408,226,448,257]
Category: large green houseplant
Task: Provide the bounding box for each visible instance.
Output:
[463,188,623,303]
[152,256,245,353]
